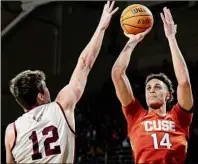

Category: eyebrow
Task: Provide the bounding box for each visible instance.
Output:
[147,83,162,87]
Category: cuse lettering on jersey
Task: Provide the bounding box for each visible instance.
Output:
[122,98,193,164]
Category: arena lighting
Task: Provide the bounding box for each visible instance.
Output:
[1,0,55,38]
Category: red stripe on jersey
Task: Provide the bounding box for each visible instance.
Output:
[56,101,76,136]
[11,122,17,151]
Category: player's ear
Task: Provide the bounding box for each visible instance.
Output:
[166,92,170,101]
[37,93,44,104]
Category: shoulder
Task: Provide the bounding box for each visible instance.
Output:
[170,103,193,114]
[5,123,15,136]
[44,101,75,118]
[122,98,146,121]
[169,103,193,126]
[5,123,15,146]
[122,98,145,111]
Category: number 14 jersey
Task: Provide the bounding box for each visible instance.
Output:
[122,98,193,164]
[12,102,75,163]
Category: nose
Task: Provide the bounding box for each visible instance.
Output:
[149,87,155,94]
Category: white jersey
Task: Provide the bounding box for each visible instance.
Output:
[12,102,75,163]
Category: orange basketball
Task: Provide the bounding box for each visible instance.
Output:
[120,4,154,34]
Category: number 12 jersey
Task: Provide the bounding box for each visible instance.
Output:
[12,102,75,163]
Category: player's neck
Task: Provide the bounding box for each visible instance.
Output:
[24,105,38,113]
[148,104,166,116]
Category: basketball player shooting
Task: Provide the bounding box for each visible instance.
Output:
[4,1,118,163]
[111,7,193,163]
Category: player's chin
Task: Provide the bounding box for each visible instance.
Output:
[148,100,163,109]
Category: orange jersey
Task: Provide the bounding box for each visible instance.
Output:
[122,98,193,164]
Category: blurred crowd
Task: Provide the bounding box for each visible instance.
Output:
[75,60,198,164]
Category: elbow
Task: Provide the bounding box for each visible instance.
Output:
[79,47,97,70]
[111,66,126,80]
[178,78,191,87]
[180,99,194,111]
[79,56,91,70]
[177,68,191,86]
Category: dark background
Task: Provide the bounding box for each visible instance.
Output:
[1,1,198,163]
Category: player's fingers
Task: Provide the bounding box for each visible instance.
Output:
[167,9,174,23]
[139,27,151,37]
[165,8,173,24]
[124,32,128,36]
[144,27,152,35]
[160,12,166,24]
[163,7,170,22]
[126,34,136,39]
[111,7,119,15]
[106,1,110,9]
[163,7,168,20]
[124,32,130,38]
[103,4,107,11]
[108,1,115,12]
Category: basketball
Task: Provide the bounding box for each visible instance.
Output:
[120,4,154,34]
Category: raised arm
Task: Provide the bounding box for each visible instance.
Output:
[111,29,151,107]
[55,1,118,110]
[161,7,193,111]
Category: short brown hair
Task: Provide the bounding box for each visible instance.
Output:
[10,70,46,109]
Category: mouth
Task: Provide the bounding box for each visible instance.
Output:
[149,96,157,99]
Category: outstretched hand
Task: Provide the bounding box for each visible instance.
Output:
[99,1,119,30]
[160,7,177,39]
[124,27,152,43]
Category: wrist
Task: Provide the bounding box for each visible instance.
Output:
[167,35,176,42]
[127,39,139,46]
[98,23,106,31]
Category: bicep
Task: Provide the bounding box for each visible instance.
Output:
[177,83,193,111]
[55,58,89,110]
[112,70,134,107]
[55,84,81,110]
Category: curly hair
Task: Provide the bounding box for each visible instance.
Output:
[9,70,46,109]
[145,73,174,104]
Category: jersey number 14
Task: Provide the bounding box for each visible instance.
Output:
[151,133,172,149]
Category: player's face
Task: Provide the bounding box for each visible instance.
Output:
[145,78,169,109]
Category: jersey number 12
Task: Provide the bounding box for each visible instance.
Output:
[29,125,61,160]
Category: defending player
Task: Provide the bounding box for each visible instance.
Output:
[5,1,118,163]
[111,7,193,164]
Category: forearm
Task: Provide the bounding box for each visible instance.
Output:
[68,24,106,96]
[113,40,138,72]
[79,24,105,70]
[168,36,190,84]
